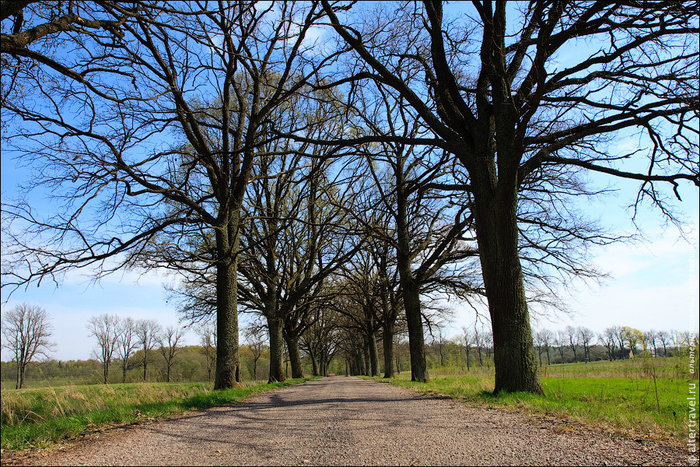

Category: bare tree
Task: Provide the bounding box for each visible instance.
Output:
[243,323,266,381]
[237,146,364,381]
[540,329,553,365]
[462,327,472,371]
[196,322,217,382]
[2,1,342,391]
[535,329,553,365]
[566,326,579,362]
[534,330,545,366]
[434,326,447,367]
[351,91,479,382]
[554,330,567,363]
[578,327,595,363]
[159,326,183,383]
[136,319,161,382]
[319,0,698,393]
[643,330,659,356]
[301,299,340,377]
[613,326,627,357]
[600,327,617,361]
[656,330,672,357]
[87,313,120,384]
[473,326,485,366]
[116,317,138,383]
[1,303,53,388]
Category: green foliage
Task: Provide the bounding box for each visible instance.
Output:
[0,378,314,450]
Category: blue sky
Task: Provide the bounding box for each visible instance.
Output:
[1,2,698,361]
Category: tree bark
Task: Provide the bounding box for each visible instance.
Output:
[214,219,242,390]
[382,323,395,378]
[471,177,542,394]
[368,328,379,377]
[396,166,428,382]
[285,334,304,378]
[310,352,318,376]
[400,281,428,381]
[267,315,285,382]
[362,342,371,376]
[354,351,365,376]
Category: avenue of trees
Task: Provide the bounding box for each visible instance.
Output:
[2,300,697,388]
[1,1,698,394]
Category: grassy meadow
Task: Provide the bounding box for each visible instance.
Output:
[1,378,314,451]
[371,356,698,446]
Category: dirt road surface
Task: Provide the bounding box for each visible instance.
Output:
[11,377,688,466]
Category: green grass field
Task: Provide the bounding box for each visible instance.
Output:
[1,378,314,450]
[372,357,698,446]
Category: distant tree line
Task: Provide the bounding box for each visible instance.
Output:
[533,326,696,365]
[2,301,698,388]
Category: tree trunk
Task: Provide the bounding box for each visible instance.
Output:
[143,353,148,381]
[16,361,21,389]
[324,354,333,376]
[395,156,428,382]
[267,315,285,382]
[396,254,428,381]
[354,351,364,376]
[362,342,371,376]
[310,351,318,376]
[214,221,242,390]
[472,181,542,394]
[285,334,304,378]
[166,364,171,383]
[383,323,395,378]
[20,363,27,389]
[368,329,379,377]
[104,361,109,384]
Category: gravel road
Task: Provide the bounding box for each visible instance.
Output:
[11,377,689,466]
